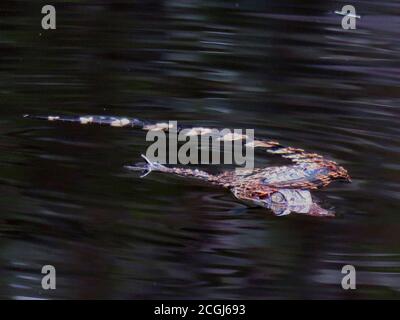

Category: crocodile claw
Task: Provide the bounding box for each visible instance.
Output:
[125,154,167,178]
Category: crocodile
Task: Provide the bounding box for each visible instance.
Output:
[25,114,351,217]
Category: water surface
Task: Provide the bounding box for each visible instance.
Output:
[1,0,400,299]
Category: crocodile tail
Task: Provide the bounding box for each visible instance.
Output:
[23,114,185,134]
[23,114,147,128]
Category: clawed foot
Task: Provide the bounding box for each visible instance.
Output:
[307,203,335,217]
[125,154,167,178]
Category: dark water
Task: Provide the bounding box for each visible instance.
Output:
[1,0,400,299]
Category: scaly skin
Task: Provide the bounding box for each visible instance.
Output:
[25,114,351,217]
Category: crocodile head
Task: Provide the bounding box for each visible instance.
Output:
[263,189,334,217]
[233,187,334,217]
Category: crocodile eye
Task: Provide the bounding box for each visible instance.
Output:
[271,192,285,203]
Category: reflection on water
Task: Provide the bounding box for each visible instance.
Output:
[1,0,400,299]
